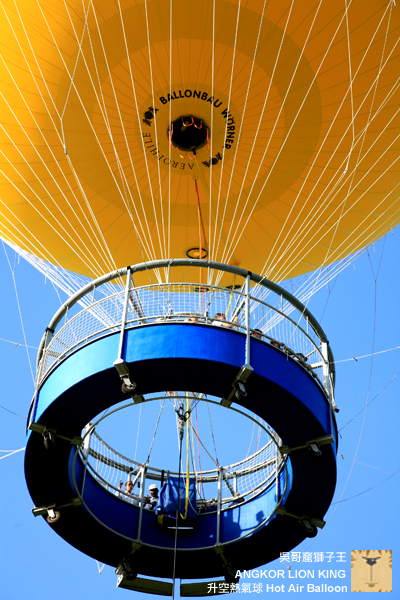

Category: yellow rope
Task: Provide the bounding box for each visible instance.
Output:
[180,392,190,519]
[190,397,202,498]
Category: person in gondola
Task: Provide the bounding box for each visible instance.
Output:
[213,313,239,329]
[115,480,139,505]
[229,493,244,507]
[270,339,282,349]
[251,328,262,339]
[144,483,159,510]
[296,353,315,372]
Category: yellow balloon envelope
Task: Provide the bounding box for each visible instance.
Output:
[0,0,399,281]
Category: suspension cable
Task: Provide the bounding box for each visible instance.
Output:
[180,393,190,520]
[172,406,186,599]
[207,403,219,466]
[146,398,165,464]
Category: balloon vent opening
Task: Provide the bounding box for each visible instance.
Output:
[169,116,209,153]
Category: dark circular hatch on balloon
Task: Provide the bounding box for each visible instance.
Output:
[169,116,209,152]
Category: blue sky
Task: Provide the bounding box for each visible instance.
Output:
[0,230,399,600]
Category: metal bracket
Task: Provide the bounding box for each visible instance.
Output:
[129,541,143,554]
[115,541,143,576]
[213,544,240,585]
[28,422,82,446]
[113,358,137,392]
[213,544,229,565]
[117,575,172,595]
[276,507,325,529]
[32,503,56,518]
[132,394,144,404]
[220,364,254,408]
[32,497,82,517]
[279,434,334,456]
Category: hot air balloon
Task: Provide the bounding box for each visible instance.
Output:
[0,0,398,595]
[1,0,399,280]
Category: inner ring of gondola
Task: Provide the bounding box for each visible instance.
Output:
[169,115,209,152]
[71,393,285,523]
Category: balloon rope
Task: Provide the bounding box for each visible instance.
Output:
[189,418,219,466]
[133,403,142,463]
[0,447,25,460]
[299,0,395,285]
[0,102,111,276]
[194,178,206,303]
[213,0,242,263]
[172,432,183,600]
[242,5,399,280]
[194,403,206,499]
[40,1,158,268]
[269,88,398,281]
[259,2,395,281]
[8,5,117,275]
[302,244,383,551]
[225,274,236,319]
[66,155,119,273]
[220,0,351,268]
[179,393,190,520]
[0,405,26,419]
[2,240,34,383]
[194,179,208,256]
[116,0,167,265]
[74,6,162,269]
[209,0,215,265]
[0,9,115,274]
[168,0,172,262]
[194,157,238,274]
[218,0,298,266]
[220,0,327,266]
[189,400,203,501]
[146,399,165,464]
[0,207,66,273]
[59,2,90,122]
[344,0,355,172]
[136,0,168,260]
[271,132,400,285]
[207,403,219,465]
[213,0,268,261]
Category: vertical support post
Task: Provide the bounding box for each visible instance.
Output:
[245,273,251,367]
[81,422,92,496]
[274,432,282,503]
[43,327,54,352]
[275,452,281,502]
[136,464,147,542]
[36,326,54,382]
[29,391,38,429]
[117,268,132,362]
[216,467,222,545]
[321,342,333,405]
[33,327,54,424]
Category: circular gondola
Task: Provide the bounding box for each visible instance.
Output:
[25,260,338,594]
